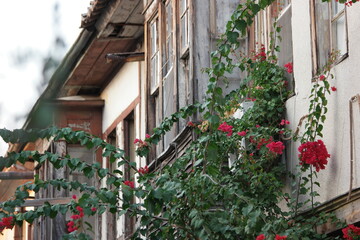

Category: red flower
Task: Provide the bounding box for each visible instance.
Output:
[76,206,83,213]
[256,234,266,240]
[124,180,135,188]
[279,130,284,135]
[71,214,81,220]
[266,141,285,154]
[91,207,97,212]
[67,221,75,227]
[319,75,325,81]
[275,235,287,240]
[68,225,78,233]
[187,121,196,127]
[342,224,360,240]
[0,216,14,232]
[256,125,260,128]
[133,138,142,144]
[237,131,247,137]
[139,165,149,174]
[145,134,151,139]
[298,140,330,172]
[218,122,233,136]
[280,119,290,125]
[72,195,77,200]
[284,62,293,74]
[331,86,337,91]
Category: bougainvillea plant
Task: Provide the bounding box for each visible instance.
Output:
[0,0,357,239]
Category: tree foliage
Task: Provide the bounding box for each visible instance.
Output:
[0,0,357,239]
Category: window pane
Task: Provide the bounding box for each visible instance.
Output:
[180,0,187,15]
[315,1,330,70]
[163,2,173,75]
[332,14,347,56]
[180,12,189,50]
[332,0,344,16]
[151,54,158,90]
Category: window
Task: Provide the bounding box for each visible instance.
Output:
[150,16,159,93]
[311,0,348,74]
[179,0,189,56]
[147,0,192,156]
[162,1,173,76]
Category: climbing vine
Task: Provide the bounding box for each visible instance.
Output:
[0,1,359,239]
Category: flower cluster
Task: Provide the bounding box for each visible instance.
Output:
[124,180,135,188]
[134,138,148,148]
[0,216,14,233]
[68,206,85,233]
[138,165,149,174]
[255,234,287,240]
[218,122,233,136]
[237,131,247,137]
[298,140,330,172]
[250,136,273,150]
[342,224,360,240]
[284,62,293,74]
[280,119,290,126]
[253,44,266,62]
[266,141,285,155]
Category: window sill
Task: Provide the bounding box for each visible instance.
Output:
[335,52,348,65]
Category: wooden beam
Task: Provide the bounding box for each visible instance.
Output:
[0,171,34,180]
[1,197,73,207]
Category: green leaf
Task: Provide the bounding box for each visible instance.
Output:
[226,31,239,44]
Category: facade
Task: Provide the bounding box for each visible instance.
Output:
[0,0,360,239]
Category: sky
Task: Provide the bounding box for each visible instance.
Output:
[0,1,91,154]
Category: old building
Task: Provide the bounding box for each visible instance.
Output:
[0,0,359,239]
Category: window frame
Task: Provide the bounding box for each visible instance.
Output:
[310,0,348,76]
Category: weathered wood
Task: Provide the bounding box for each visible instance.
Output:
[0,171,34,180]
[53,141,67,240]
[0,197,73,207]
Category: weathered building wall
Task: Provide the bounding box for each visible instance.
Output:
[101,62,140,133]
[288,0,360,207]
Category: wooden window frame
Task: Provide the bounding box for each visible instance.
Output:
[149,15,160,95]
[179,0,190,58]
[310,0,348,76]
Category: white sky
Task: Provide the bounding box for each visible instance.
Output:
[0,1,90,154]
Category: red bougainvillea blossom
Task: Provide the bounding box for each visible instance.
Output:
[266,141,285,155]
[218,122,233,136]
[280,119,290,125]
[134,138,148,148]
[139,165,149,174]
[145,134,151,139]
[68,205,86,233]
[319,75,325,81]
[331,86,337,91]
[67,220,78,233]
[91,207,97,212]
[237,131,247,137]
[187,121,196,127]
[256,234,266,240]
[298,140,330,172]
[0,216,14,233]
[124,180,135,188]
[275,235,287,240]
[254,45,266,61]
[342,224,360,240]
[284,62,293,74]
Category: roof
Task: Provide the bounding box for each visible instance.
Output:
[23,0,144,130]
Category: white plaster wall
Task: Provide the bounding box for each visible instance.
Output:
[100,62,139,132]
[288,1,360,203]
